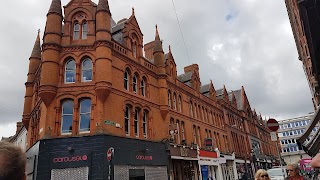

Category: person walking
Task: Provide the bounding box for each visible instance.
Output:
[285,163,305,180]
[254,169,270,180]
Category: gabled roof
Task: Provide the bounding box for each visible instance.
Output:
[177,71,192,83]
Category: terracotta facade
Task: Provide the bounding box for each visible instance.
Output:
[22,0,277,167]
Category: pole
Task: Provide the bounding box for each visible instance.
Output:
[275,141,285,179]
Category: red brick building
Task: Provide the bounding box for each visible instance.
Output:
[22,0,277,179]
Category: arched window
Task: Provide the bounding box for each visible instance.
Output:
[181,121,186,141]
[178,96,182,112]
[79,99,91,132]
[133,43,137,58]
[125,106,130,135]
[65,60,76,83]
[176,120,180,144]
[168,91,172,108]
[82,22,88,39]
[73,22,80,40]
[141,79,145,97]
[173,93,177,110]
[61,100,73,134]
[192,125,197,144]
[134,108,139,137]
[133,74,138,94]
[82,59,92,82]
[190,101,193,117]
[143,111,148,137]
[124,70,129,90]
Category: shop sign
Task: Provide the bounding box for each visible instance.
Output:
[136,155,153,161]
[50,151,91,169]
[204,138,213,147]
[53,155,88,163]
[180,147,189,157]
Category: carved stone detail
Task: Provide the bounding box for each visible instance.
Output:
[95,81,112,102]
[39,85,58,107]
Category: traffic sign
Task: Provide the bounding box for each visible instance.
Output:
[267,118,279,132]
[270,132,277,141]
[107,147,114,161]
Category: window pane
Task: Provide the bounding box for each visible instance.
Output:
[65,60,76,83]
[80,99,91,113]
[73,23,80,40]
[62,115,73,134]
[79,99,91,132]
[124,71,128,90]
[66,61,76,70]
[82,70,92,81]
[82,60,92,69]
[80,114,90,131]
[82,22,87,39]
[62,101,74,114]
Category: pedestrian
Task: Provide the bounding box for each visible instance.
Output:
[285,163,305,180]
[0,141,26,180]
[254,169,270,180]
[240,172,248,180]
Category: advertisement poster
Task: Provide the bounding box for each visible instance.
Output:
[201,165,208,180]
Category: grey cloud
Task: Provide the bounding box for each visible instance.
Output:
[0,0,314,138]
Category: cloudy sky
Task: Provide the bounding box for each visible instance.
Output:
[0,0,314,138]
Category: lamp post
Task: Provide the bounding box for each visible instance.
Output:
[251,149,256,174]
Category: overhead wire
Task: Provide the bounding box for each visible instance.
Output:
[171,0,191,64]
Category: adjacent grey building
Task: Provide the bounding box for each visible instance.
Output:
[278,114,318,164]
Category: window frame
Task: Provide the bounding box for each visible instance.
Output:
[61,100,74,135]
[133,74,138,94]
[65,60,76,84]
[143,111,148,137]
[81,58,92,82]
[125,106,130,136]
[124,70,129,91]
[134,108,139,137]
[79,99,91,133]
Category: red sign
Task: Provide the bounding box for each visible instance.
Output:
[53,155,87,163]
[107,147,114,161]
[136,155,153,161]
[267,118,279,132]
[199,150,217,158]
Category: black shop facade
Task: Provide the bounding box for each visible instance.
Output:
[25,135,169,180]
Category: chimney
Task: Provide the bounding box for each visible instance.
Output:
[16,122,23,134]
[184,64,199,73]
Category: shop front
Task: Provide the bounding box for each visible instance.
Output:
[198,150,225,180]
[25,135,169,180]
[168,145,199,180]
[235,159,252,180]
[220,153,236,180]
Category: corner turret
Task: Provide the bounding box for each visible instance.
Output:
[39,0,63,107]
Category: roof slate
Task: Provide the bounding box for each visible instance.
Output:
[177,71,192,83]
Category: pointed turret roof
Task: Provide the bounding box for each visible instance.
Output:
[154,25,163,53]
[48,0,62,15]
[97,0,110,12]
[30,31,41,59]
